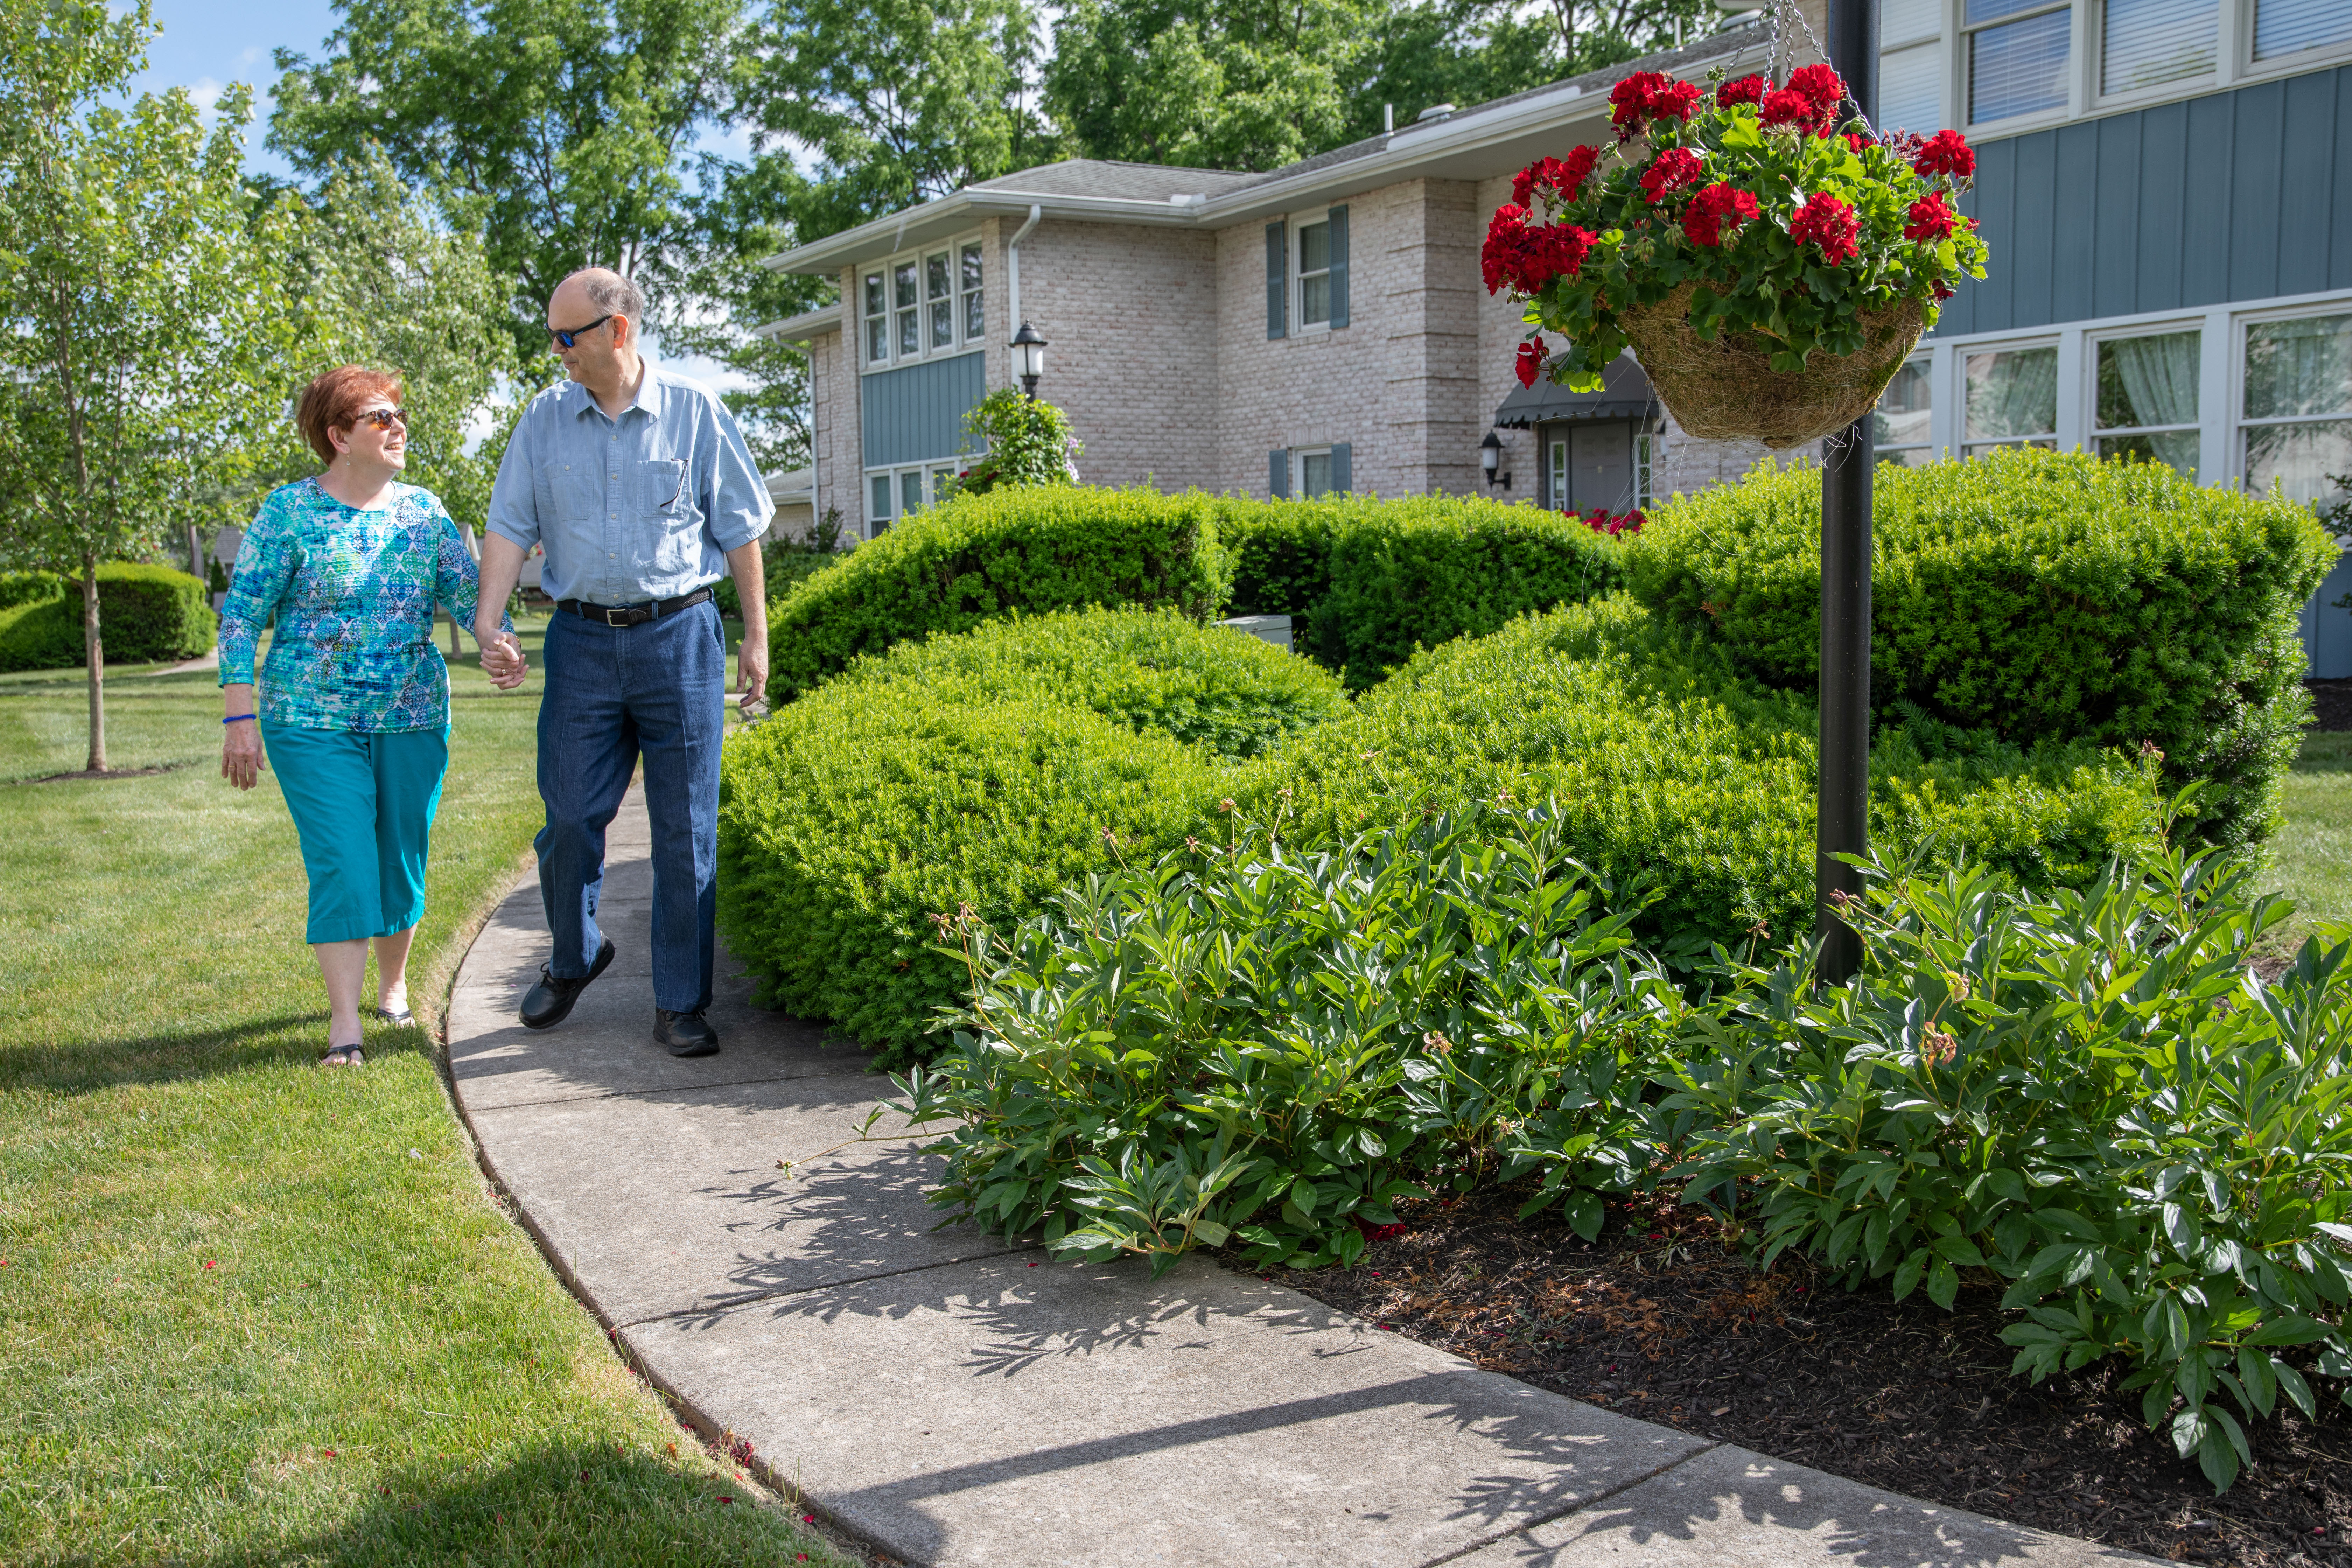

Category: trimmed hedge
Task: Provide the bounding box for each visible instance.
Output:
[719,595,2162,1056]
[762,486,1230,704]
[1623,450,2336,848]
[718,609,1345,1059]
[0,572,67,610]
[1219,493,1625,687]
[0,564,217,673]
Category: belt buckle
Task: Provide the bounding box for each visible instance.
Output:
[602,605,637,628]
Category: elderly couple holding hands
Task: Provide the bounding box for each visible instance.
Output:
[219,268,771,1066]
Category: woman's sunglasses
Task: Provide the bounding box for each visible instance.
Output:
[351,408,407,432]
[550,314,614,350]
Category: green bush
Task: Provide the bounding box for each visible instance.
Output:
[762,486,1231,704]
[1220,493,1625,687]
[718,609,1348,1059]
[1623,451,2336,849]
[0,571,66,610]
[0,564,216,672]
[1257,596,2166,948]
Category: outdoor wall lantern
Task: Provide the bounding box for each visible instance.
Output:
[1479,429,1510,490]
[1010,321,1047,399]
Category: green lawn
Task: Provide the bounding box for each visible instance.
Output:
[2263,727,2352,956]
[0,616,849,1565]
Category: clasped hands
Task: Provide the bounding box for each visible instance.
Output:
[475,624,529,689]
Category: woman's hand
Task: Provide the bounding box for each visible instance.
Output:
[222,684,264,789]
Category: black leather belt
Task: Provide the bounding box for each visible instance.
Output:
[556,587,713,628]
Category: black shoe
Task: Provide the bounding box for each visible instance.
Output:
[520,936,615,1030]
[655,1008,719,1058]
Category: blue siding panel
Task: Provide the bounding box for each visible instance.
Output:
[2182,93,2236,306]
[2092,115,2142,320]
[2137,100,2188,311]
[2279,72,2336,297]
[860,351,989,469]
[2053,121,2100,325]
[2337,70,2352,290]
[2012,134,2058,328]
[2303,552,2352,680]
[2228,80,2284,303]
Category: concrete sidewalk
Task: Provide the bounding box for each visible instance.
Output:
[446,788,2155,1568]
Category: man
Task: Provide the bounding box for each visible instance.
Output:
[475,267,771,1058]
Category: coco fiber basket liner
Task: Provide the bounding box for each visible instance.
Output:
[1616,284,1928,449]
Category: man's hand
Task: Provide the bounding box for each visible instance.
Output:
[477,625,528,689]
[735,632,768,714]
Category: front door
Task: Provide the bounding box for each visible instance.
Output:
[1541,420,1636,514]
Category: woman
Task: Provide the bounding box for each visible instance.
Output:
[219,365,525,1066]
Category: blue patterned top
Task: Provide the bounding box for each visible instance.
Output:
[219,479,509,732]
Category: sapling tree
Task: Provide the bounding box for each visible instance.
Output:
[0,0,300,771]
[953,387,1080,495]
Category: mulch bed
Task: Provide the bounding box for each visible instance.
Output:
[1260,1185,2351,1567]
[2310,679,2352,734]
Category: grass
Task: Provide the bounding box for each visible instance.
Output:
[2262,727,2352,956]
[0,614,851,1565]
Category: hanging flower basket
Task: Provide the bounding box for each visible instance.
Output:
[1484,63,1989,450]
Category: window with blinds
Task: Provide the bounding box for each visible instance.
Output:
[1966,0,2071,123]
[2102,0,2215,94]
[1878,0,1944,133]
[2254,0,2352,59]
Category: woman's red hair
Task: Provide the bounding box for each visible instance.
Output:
[295,365,404,464]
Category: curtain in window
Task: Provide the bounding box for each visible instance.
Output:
[2104,332,2200,429]
[1966,347,2059,442]
[2246,315,2352,420]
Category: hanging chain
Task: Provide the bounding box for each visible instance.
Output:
[1762,0,1882,140]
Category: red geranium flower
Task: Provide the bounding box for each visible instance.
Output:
[1609,71,1702,139]
[1682,181,1760,247]
[1845,133,1868,153]
[1786,63,1846,116]
[1516,340,1547,388]
[1912,128,1976,178]
[1790,191,1861,265]
[1483,209,1596,296]
[1512,146,1601,208]
[1759,89,1817,131]
[1640,147,1706,204]
[1716,73,1768,108]
[1903,190,1959,242]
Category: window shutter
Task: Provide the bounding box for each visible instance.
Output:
[1328,206,1349,329]
[1330,443,1351,495]
[1266,222,1287,339]
[1269,449,1290,499]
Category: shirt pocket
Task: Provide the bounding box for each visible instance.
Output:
[633,459,688,519]
[541,460,601,524]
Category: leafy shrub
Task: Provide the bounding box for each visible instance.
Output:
[717,609,1348,1059]
[1664,844,2352,1493]
[1623,450,2336,849]
[1220,493,1625,687]
[762,486,1230,704]
[0,572,66,610]
[953,388,1080,495]
[1256,596,2166,948]
[895,804,1690,1274]
[0,564,216,672]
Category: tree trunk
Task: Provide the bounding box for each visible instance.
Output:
[187,522,203,581]
[82,555,106,774]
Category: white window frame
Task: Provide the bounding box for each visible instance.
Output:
[862,462,964,537]
[1876,356,1939,465]
[1961,0,2079,131]
[2087,322,2205,463]
[1293,445,1337,498]
[2233,300,2352,507]
[1290,209,1335,337]
[857,231,987,374]
[1959,336,2066,456]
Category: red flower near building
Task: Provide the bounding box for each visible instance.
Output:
[1682,182,1760,247]
[1482,205,1597,296]
[1786,64,1847,117]
[1903,190,1959,242]
[1911,128,1976,178]
[1716,73,1768,108]
[1570,508,1646,536]
[1790,191,1861,264]
[1513,146,1601,208]
[1609,71,1703,139]
[1516,340,1547,388]
[1640,148,1706,204]
[1759,89,1818,131]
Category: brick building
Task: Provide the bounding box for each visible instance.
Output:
[762,4,2352,675]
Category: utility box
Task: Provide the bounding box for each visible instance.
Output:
[1217,614,1293,652]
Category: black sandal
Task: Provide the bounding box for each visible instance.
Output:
[374,1005,414,1027]
[321,1043,366,1068]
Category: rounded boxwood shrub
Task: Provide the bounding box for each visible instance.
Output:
[762,486,1232,705]
[0,564,217,672]
[719,608,1348,1060]
[1219,492,1625,687]
[1622,450,2336,849]
[0,571,67,611]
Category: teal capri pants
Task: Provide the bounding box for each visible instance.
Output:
[261,721,450,944]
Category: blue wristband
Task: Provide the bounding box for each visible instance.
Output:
[223,713,257,725]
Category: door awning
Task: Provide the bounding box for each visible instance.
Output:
[1494,355,1658,427]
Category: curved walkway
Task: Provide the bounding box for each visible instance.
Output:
[446,787,2153,1568]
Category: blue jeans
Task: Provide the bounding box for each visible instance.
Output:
[535,600,726,1013]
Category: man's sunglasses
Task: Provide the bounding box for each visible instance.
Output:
[350,408,407,431]
[550,314,614,349]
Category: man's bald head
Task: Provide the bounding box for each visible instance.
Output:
[551,266,645,326]
[548,266,646,405]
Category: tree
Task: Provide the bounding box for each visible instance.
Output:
[0,0,302,772]
[739,0,1055,236]
[269,0,746,353]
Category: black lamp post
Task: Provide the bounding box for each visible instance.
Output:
[1816,0,1878,984]
[1010,321,1047,399]
[1479,429,1510,490]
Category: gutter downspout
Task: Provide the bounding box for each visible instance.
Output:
[1007,203,1043,385]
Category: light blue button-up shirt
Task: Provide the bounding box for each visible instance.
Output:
[486,366,772,605]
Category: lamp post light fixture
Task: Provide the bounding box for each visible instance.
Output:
[1010,321,1047,399]
[1479,429,1510,490]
